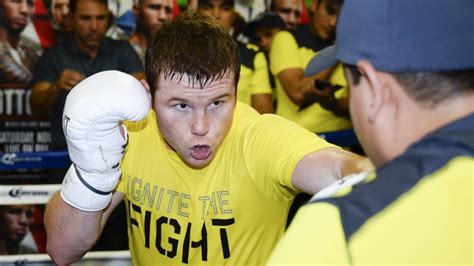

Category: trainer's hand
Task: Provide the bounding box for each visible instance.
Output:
[60,70,151,211]
[57,69,85,91]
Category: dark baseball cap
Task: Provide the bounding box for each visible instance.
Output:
[305,0,474,76]
[245,12,286,38]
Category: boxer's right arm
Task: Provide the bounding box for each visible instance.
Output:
[44,71,150,264]
[44,191,124,265]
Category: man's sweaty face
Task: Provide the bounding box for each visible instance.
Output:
[153,72,236,168]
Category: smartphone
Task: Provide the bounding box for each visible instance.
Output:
[314,79,331,91]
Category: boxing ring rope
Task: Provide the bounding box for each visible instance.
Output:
[0,129,358,264]
[0,250,132,265]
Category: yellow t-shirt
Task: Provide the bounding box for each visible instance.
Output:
[117,102,335,265]
[268,116,473,264]
[237,43,272,106]
[270,29,351,133]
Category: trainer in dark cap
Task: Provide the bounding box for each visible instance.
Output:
[269,0,474,264]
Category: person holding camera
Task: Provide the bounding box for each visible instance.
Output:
[269,0,351,133]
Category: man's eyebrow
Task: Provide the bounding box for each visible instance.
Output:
[167,97,191,103]
[167,92,230,103]
[210,92,231,101]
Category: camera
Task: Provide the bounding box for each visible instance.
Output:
[314,79,343,91]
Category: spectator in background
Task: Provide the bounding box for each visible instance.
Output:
[0,205,36,255]
[129,0,174,66]
[189,0,265,22]
[269,0,350,133]
[269,0,302,29]
[198,0,274,114]
[49,0,73,38]
[245,11,285,101]
[197,0,241,39]
[30,0,144,151]
[0,0,41,83]
[246,11,285,56]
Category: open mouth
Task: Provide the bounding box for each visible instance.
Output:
[190,145,211,160]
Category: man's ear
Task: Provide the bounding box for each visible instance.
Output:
[356,60,392,124]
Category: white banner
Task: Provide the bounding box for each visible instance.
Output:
[0,184,60,205]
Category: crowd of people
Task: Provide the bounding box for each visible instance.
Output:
[0,0,472,264]
[2,0,349,149]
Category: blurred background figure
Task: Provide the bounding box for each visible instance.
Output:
[189,0,266,21]
[245,11,285,100]
[0,205,36,255]
[30,0,144,151]
[129,0,174,66]
[269,0,350,133]
[49,0,73,37]
[269,0,302,29]
[0,0,40,83]
[246,11,285,56]
[198,0,240,38]
[198,0,274,114]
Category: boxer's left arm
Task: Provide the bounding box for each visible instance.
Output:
[291,147,373,195]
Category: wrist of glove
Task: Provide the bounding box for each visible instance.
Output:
[61,164,121,211]
[62,121,128,212]
[310,171,370,201]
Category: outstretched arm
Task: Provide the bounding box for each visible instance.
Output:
[44,192,124,265]
[291,147,373,195]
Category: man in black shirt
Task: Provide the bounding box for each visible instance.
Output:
[31,0,144,150]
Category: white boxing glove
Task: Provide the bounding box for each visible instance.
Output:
[60,70,150,211]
